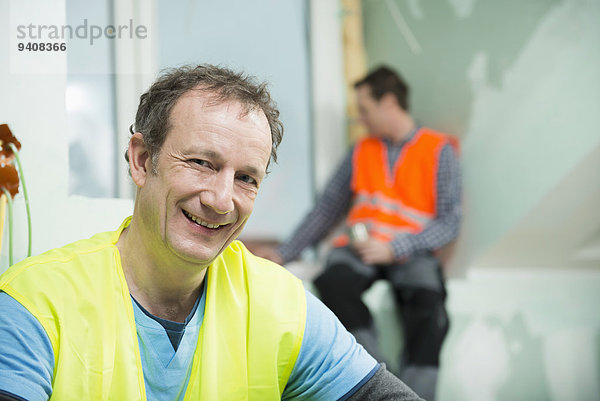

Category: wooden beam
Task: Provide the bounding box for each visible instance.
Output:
[341,0,368,143]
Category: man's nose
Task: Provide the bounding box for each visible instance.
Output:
[201,173,235,214]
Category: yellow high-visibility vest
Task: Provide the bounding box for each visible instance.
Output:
[0,217,306,400]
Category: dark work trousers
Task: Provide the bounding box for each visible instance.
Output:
[314,246,449,368]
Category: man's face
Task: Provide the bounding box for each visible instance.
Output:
[135,92,272,267]
[356,85,388,137]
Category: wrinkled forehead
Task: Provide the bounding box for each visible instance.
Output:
[175,87,264,120]
[179,93,269,139]
[167,90,271,145]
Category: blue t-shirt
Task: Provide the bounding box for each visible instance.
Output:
[0,289,377,401]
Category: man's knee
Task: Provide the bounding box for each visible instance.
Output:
[316,247,375,291]
[315,262,365,293]
[386,252,445,294]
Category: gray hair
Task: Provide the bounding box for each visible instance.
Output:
[125,64,284,172]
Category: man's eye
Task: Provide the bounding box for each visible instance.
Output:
[237,174,257,185]
[192,159,210,167]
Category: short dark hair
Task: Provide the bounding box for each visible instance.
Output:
[354,66,410,111]
[125,64,284,172]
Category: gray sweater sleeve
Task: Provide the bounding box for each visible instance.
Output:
[346,364,425,401]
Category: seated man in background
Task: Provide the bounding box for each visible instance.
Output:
[0,65,423,400]
[257,66,461,401]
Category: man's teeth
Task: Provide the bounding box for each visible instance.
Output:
[184,211,221,228]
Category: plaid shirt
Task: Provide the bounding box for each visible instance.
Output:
[277,127,462,264]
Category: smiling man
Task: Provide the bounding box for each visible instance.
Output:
[0,65,423,401]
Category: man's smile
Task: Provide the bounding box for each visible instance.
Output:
[182,209,230,230]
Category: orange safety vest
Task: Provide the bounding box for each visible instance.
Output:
[333,128,454,247]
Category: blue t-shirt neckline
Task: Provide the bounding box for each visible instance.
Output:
[131,280,205,351]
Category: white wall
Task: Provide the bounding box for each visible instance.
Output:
[1,0,133,272]
[309,0,347,192]
[457,0,600,270]
[439,268,600,401]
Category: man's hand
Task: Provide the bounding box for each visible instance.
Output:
[352,238,395,265]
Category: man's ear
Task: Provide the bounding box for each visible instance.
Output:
[128,133,151,187]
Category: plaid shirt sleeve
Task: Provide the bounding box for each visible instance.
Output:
[277,149,354,264]
[389,143,462,259]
